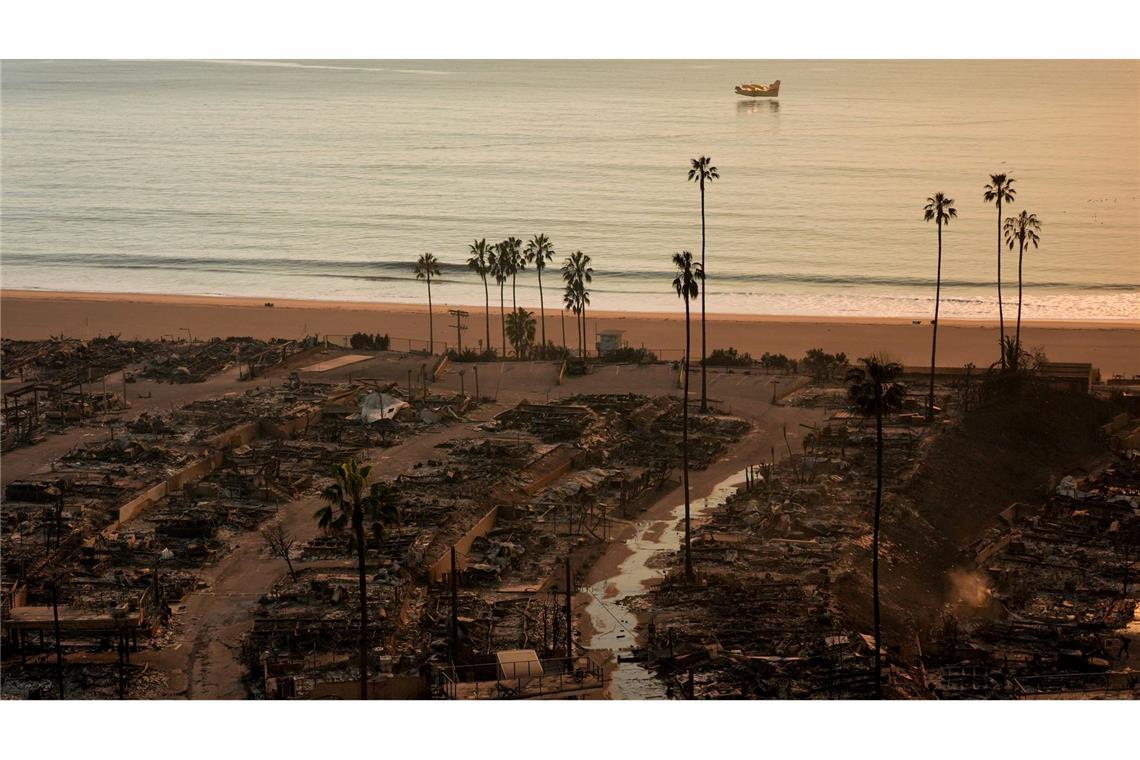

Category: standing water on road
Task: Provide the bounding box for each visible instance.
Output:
[585,468,750,699]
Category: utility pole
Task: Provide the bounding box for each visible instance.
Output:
[117,624,127,699]
[458,370,466,397]
[51,580,64,699]
[564,556,573,663]
[450,546,459,665]
[448,309,469,355]
[473,366,480,400]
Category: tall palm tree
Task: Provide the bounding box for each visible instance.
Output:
[1003,210,1042,362]
[314,461,400,700]
[561,251,593,358]
[577,278,591,356]
[688,156,719,413]
[983,174,1016,368]
[524,234,556,357]
[672,250,703,583]
[413,253,441,354]
[562,282,581,358]
[489,246,507,357]
[499,237,524,315]
[846,356,906,698]
[467,239,493,354]
[560,301,568,355]
[922,192,957,421]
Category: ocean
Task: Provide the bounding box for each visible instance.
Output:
[2,59,1137,320]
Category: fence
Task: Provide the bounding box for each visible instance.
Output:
[321,334,438,354]
[318,333,821,371]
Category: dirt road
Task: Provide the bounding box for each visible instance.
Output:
[140,402,514,698]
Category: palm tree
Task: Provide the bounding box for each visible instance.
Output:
[688,156,719,413]
[413,253,441,354]
[467,239,493,354]
[578,278,592,356]
[505,307,537,359]
[563,280,581,358]
[846,356,906,698]
[524,234,556,357]
[489,246,507,357]
[922,192,957,421]
[561,251,593,358]
[500,237,524,315]
[983,174,1016,367]
[672,250,703,583]
[314,461,400,700]
[1003,210,1042,362]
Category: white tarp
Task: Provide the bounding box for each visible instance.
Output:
[359,392,408,423]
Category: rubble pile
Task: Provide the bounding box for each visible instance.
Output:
[1,336,143,385]
[926,459,1140,698]
[243,393,749,698]
[508,394,752,471]
[637,465,915,699]
[0,376,391,697]
[1,336,312,453]
[135,336,307,384]
[632,377,936,698]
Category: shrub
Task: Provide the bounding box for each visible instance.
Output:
[536,341,570,360]
[447,347,498,362]
[760,352,796,373]
[705,347,753,367]
[505,308,537,358]
[349,332,390,351]
[599,346,657,363]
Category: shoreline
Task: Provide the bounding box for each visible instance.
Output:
[4,289,1138,330]
[4,289,1139,376]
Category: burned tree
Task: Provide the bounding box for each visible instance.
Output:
[261,523,298,581]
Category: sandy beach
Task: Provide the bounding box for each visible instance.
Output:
[4,289,1138,377]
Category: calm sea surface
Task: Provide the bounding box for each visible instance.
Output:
[2,60,1137,319]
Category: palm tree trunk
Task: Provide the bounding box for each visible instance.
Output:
[354,510,369,700]
[561,309,567,355]
[997,200,1005,369]
[682,297,693,582]
[574,309,583,360]
[483,274,491,354]
[699,180,708,413]
[51,582,65,699]
[499,283,506,358]
[538,267,546,358]
[1016,238,1024,357]
[581,303,587,358]
[426,278,434,354]
[929,223,942,421]
[679,296,688,583]
[873,405,883,698]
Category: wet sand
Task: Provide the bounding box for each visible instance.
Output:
[4,289,1138,376]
